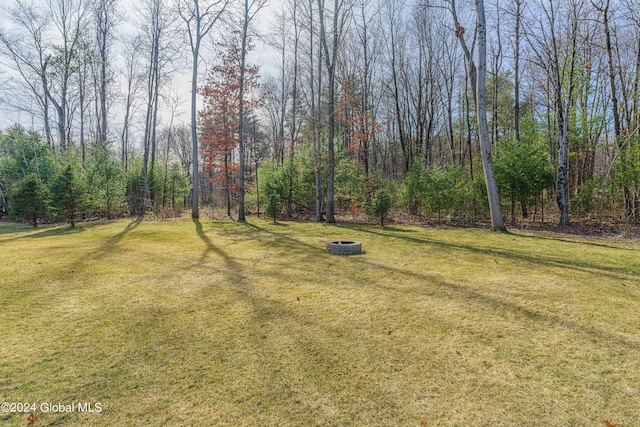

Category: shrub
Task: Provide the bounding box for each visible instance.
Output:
[494,139,554,223]
[424,165,473,222]
[369,188,393,226]
[399,161,474,222]
[258,163,288,218]
[398,159,429,216]
[265,191,281,222]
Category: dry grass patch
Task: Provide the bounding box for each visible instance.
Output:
[0,218,639,426]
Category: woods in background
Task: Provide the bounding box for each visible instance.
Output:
[2,0,640,228]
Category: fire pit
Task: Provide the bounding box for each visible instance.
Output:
[326,240,362,255]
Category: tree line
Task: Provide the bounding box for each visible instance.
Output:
[1,0,640,229]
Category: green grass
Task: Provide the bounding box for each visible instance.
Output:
[1,218,639,426]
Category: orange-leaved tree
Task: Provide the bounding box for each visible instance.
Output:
[336,77,380,176]
[198,31,262,217]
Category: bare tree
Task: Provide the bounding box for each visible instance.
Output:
[592,0,633,218]
[171,123,193,173]
[490,0,502,146]
[237,0,268,221]
[176,0,228,219]
[268,8,289,164]
[527,0,584,225]
[119,36,144,170]
[383,0,411,173]
[76,38,93,162]
[301,0,324,221]
[0,1,54,146]
[138,0,173,213]
[161,91,184,207]
[412,3,446,164]
[512,0,524,142]
[447,0,505,231]
[431,5,463,165]
[317,0,352,223]
[94,0,118,146]
[45,0,91,151]
[286,0,302,218]
[353,0,382,173]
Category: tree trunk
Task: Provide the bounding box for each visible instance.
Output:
[548,0,579,226]
[597,0,631,219]
[451,0,505,231]
[476,0,505,231]
[514,0,522,142]
[190,42,200,218]
[287,0,300,219]
[96,0,113,146]
[178,0,228,219]
[318,0,342,223]
[238,0,249,222]
[311,0,322,222]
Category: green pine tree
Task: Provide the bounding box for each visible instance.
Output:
[50,164,86,227]
[266,192,281,223]
[369,189,392,227]
[11,173,48,227]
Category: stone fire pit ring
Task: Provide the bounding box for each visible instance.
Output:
[326,240,362,255]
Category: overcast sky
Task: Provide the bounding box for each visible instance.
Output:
[0,0,279,133]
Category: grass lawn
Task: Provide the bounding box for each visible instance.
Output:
[1,218,639,426]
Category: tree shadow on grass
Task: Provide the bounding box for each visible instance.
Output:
[271,222,289,227]
[42,218,142,280]
[0,220,110,244]
[360,256,640,350]
[510,230,637,251]
[331,223,639,281]
[0,220,37,235]
[192,218,246,272]
[95,219,638,423]
[378,226,415,233]
[241,220,639,283]
[185,221,410,420]
[61,218,144,272]
[242,222,640,351]
[4,218,145,314]
[241,221,325,256]
[106,218,143,245]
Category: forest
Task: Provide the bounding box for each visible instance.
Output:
[1,0,640,230]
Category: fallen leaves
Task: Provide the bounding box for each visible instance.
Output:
[456,350,494,368]
[605,421,616,427]
[27,412,36,424]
